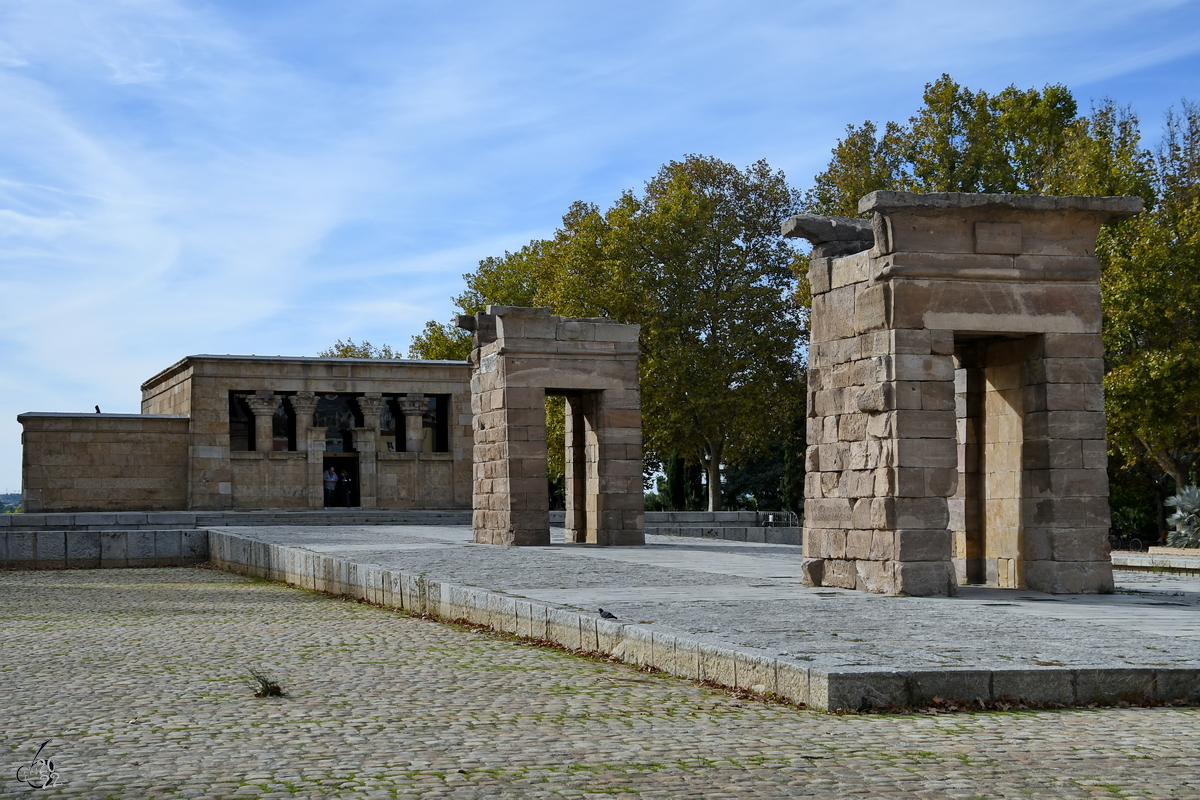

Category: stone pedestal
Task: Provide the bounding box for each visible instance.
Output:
[458,306,645,547]
[787,192,1142,596]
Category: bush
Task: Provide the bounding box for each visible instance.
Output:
[1166,486,1200,548]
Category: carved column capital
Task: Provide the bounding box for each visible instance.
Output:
[398,395,427,454]
[355,394,387,430]
[397,395,427,417]
[243,391,279,417]
[288,392,319,419]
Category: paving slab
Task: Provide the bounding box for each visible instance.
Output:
[208,524,1200,709]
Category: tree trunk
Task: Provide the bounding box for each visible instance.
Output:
[703,438,723,512]
[1155,473,1169,544]
[666,453,686,511]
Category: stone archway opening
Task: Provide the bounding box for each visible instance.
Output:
[953,334,1039,588]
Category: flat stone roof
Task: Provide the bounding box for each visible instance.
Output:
[16,412,189,420]
[141,353,470,391]
[859,190,1145,216]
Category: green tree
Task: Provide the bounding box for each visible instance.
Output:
[805,74,1080,214]
[806,74,1200,517]
[1102,101,1200,490]
[599,157,806,511]
[408,321,471,361]
[319,338,402,359]
[803,120,907,217]
[413,156,807,511]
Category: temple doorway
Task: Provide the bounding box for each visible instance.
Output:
[323,453,360,508]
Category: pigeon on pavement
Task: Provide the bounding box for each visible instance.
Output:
[598,608,618,620]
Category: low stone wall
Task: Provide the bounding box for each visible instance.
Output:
[1149,546,1200,557]
[1112,551,1200,575]
[19,413,189,513]
[651,526,802,545]
[1,509,472,532]
[547,510,803,545]
[645,511,797,526]
[1,529,209,569]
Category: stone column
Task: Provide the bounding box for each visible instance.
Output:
[397,395,428,454]
[244,391,279,453]
[563,393,590,543]
[349,428,376,509]
[353,394,386,510]
[288,393,322,509]
[591,387,645,545]
[289,393,318,447]
[355,394,386,441]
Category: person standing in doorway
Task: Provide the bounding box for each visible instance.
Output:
[337,469,354,508]
[323,466,338,507]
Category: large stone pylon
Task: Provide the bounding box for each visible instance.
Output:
[788,192,1142,595]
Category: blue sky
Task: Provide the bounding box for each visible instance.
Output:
[1,0,1199,492]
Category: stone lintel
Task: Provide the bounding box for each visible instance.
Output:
[858,191,1143,217]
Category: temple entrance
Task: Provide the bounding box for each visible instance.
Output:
[323,453,360,508]
[955,335,1039,588]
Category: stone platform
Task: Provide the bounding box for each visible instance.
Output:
[206,524,1200,711]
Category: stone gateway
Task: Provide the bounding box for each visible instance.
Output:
[787,191,1142,596]
[458,306,645,547]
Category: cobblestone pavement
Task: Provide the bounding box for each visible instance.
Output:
[2,569,1198,799]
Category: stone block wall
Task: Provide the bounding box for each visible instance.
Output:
[19,413,189,512]
[803,291,961,595]
[230,452,310,509]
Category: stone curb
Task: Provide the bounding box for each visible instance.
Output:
[1112,552,1200,575]
[205,529,1200,711]
[0,529,210,569]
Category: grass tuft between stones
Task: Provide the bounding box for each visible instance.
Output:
[244,666,285,698]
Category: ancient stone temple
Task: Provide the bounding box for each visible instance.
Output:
[457,306,644,546]
[20,355,472,512]
[786,191,1142,596]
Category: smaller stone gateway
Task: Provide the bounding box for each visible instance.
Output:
[787,191,1143,596]
[457,306,645,546]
